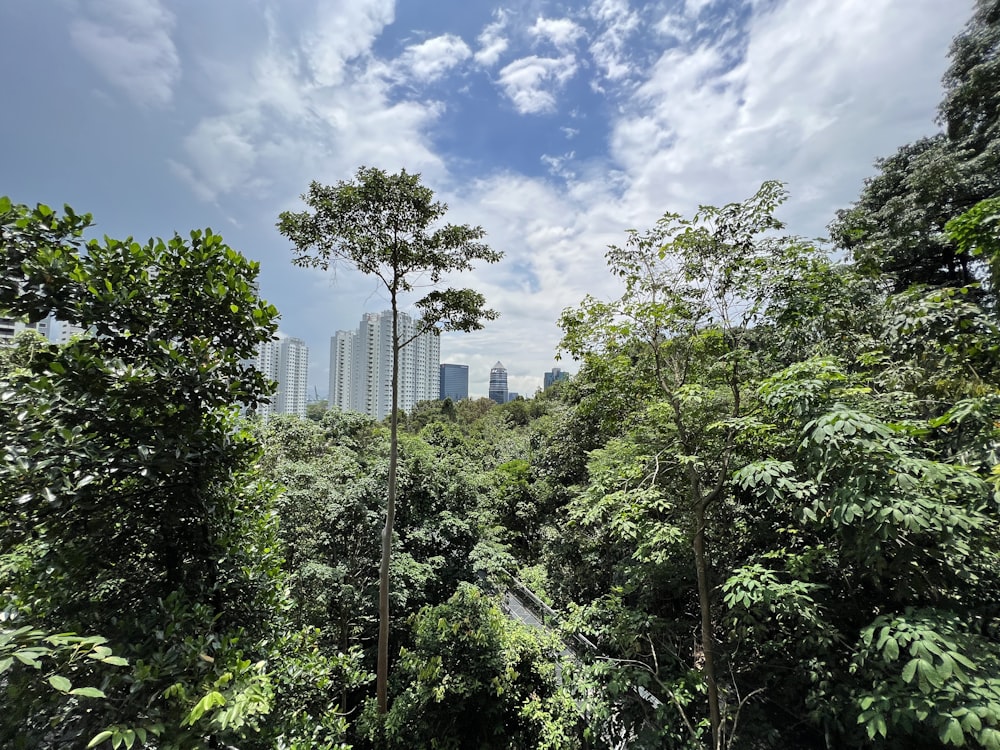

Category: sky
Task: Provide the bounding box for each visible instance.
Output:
[0,0,972,399]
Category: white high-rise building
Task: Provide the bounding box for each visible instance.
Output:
[328,330,357,414]
[1,314,55,344]
[252,336,309,419]
[329,310,440,421]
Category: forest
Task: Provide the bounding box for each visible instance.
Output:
[1,2,998,748]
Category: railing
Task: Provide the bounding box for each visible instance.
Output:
[498,568,663,711]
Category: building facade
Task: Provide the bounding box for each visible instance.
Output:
[329,310,440,421]
[0,314,54,345]
[488,361,508,405]
[252,336,309,419]
[439,363,469,401]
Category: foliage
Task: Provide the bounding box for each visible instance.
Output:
[373,584,579,749]
[559,180,817,749]
[940,0,1000,163]
[947,198,1000,305]
[278,166,502,713]
[731,351,1000,747]
[0,198,340,748]
[832,0,1000,297]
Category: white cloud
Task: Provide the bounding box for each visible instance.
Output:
[395,34,472,83]
[541,151,577,179]
[437,171,627,393]
[167,0,970,395]
[684,0,715,18]
[171,116,262,202]
[173,0,446,204]
[530,16,586,52]
[606,0,967,237]
[69,0,180,107]
[498,55,578,114]
[587,0,642,82]
[475,10,510,67]
[301,0,395,87]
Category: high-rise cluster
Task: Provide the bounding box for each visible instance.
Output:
[329,310,440,421]
[543,367,570,389]
[0,313,53,344]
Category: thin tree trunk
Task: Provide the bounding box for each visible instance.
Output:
[693,494,722,749]
[377,297,400,713]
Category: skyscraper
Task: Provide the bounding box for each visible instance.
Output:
[543,367,570,389]
[251,336,309,419]
[329,310,440,421]
[329,329,358,413]
[439,363,469,401]
[489,361,508,404]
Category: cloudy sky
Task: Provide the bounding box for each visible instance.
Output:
[1,0,970,398]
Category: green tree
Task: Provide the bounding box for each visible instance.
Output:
[947,197,1000,306]
[940,0,1000,171]
[376,584,578,749]
[277,167,502,713]
[559,181,817,748]
[732,348,1000,748]
[830,135,983,290]
[0,197,303,747]
[832,0,1000,295]
[306,399,329,421]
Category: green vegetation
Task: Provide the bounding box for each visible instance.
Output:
[2,4,999,746]
[278,167,503,713]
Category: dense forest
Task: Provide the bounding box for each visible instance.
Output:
[2,1,999,748]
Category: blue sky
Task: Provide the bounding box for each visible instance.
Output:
[1,0,970,398]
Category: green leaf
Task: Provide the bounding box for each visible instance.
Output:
[13,652,41,668]
[901,658,918,683]
[48,674,72,692]
[884,637,900,661]
[87,731,114,748]
[940,717,964,746]
[70,686,107,699]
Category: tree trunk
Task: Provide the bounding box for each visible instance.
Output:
[377,299,400,713]
[693,493,722,749]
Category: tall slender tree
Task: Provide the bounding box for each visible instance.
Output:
[277,167,502,713]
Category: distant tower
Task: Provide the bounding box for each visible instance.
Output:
[489,361,508,404]
[543,367,570,389]
[440,363,469,401]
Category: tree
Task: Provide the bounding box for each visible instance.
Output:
[830,135,986,290]
[277,167,502,713]
[375,584,578,750]
[0,198,304,747]
[832,0,1000,294]
[559,181,817,748]
[940,0,1000,168]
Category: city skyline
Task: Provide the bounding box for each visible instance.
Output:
[0,1,970,398]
